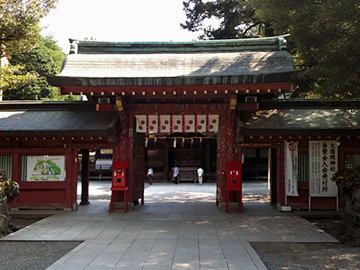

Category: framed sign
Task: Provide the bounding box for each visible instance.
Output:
[26,156,66,181]
[309,141,338,197]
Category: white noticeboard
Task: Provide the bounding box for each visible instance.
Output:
[309,141,338,197]
[27,156,66,181]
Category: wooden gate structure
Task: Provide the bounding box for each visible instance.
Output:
[2,36,360,211]
[45,36,294,211]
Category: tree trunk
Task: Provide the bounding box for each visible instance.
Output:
[0,198,9,236]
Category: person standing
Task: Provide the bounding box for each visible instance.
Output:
[147,168,153,185]
[197,167,204,185]
[173,167,179,184]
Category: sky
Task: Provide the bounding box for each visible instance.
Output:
[40,0,200,53]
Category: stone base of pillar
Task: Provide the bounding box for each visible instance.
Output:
[80,201,90,206]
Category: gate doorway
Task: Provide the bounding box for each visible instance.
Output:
[77,148,114,205]
[144,134,217,184]
[240,147,276,204]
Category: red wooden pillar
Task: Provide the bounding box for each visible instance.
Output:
[113,113,132,207]
[10,150,21,206]
[164,141,169,181]
[276,142,285,208]
[80,149,90,205]
[128,113,135,203]
[117,113,130,163]
[12,150,20,182]
[71,147,79,210]
[217,108,236,211]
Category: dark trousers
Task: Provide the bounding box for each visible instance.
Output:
[148,175,153,185]
[174,176,178,184]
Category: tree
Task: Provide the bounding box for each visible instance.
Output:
[0,0,58,99]
[181,0,273,40]
[0,0,58,55]
[0,169,20,236]
[332,167,360,247]
[250,0,360,99]
[7,36,65,100]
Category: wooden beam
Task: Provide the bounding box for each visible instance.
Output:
[59,82,293,96]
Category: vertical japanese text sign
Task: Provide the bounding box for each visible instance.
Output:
[285,141,299,196]
[309,141,338,197]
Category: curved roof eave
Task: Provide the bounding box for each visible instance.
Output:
[48,50,295,87]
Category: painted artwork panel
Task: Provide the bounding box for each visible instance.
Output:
[27,156,66,181]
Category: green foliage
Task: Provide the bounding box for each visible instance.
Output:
[251,0,360,99]
[181,0,273,39]
[0,169,19,203]
[6,36,65,100]
[57,94,79,101]
[0,0,58,100]
[1,64,37,94]
[332,166,360,246]
[0,0,58,55]
[332,166,360,190]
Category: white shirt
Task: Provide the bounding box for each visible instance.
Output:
[197,168,204,176]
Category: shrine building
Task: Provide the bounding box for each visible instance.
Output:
[1,36,360,212]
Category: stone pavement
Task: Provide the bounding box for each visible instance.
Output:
[3,181,338,270]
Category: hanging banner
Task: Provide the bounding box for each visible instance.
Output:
[172,115,183,133]
[184,115,195,132]
[160,115,171,133]
[136,115,147,133]
[27,156,65,181]
[148,115,158,133]
[285,141,299,196]
[197,115,207,132]
[208,115,219,132]
[135,114,219,134]
[309,141,338,197]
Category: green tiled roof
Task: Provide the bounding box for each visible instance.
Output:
[69,35,289,54]
[0,102,118,141]
[48,36,294,88]
[244,108,360,134]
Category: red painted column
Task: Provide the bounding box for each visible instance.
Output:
[127,113,135,203]
[71,147,79,210]
[277,142,285,208]
[217,108,236,211]
[114,112,132,207]
[118,113,129,161]
[12,151,20,182]
[80,149,90,205]
[10,151,21,206]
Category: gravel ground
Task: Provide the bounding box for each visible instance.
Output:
[251,218,360,270]
[0,241,82,270]
[0,217,82,270]
[251,242,360,270]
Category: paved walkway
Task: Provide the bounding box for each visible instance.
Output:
[4,181,338,270]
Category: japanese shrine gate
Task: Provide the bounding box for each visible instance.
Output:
[3,36,359,212]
